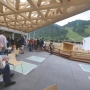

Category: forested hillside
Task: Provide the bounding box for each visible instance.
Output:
[29,20,90,42]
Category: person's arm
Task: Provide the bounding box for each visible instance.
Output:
[4,37,7,49]
[0,56,6,69]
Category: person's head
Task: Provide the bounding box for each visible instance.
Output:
[0,44,2,52]
[1,31,5,35]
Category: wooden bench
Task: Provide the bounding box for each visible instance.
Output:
[70,51,90,63]
[59,50,71,58]
[45,42,90,63]
[46,46,49,52]
[53,48,60,56]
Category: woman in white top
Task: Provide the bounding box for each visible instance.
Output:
[0,45,16,87]
[0,31,7,55]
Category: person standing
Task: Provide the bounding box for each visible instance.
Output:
[34,39,37,50]
[15,38,19,50]
[7,37,10,47]
[36,38,40,52]
[49,42,54,54]
[32,38,34,50]
[20,36,25,54]
[43,40,46,51]
[0,31,7,55]
[41,38,44,51]
[29,38,33,52]
[11,38,14,46]
[39,39,42,51]
[18,37,21,49]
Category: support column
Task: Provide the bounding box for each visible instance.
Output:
[12,32,14,39]
[26,33,28,40]
[28,33,30,39]
[29,33,30,39]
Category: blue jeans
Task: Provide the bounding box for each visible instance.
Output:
[0,64,11,85]
[0,47,5,55]
[29,44,32,51]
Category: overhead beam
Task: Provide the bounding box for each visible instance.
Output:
[4,16,6,21]
[45,9,50,17]
[63,0,68,15]
[56,8,63,14]
[0,0,16,12]
[15,0,20,10]
[0,4,3,13]
[0,8,33,16]
[28,4,90,33]
[28,12,31,18]
[68,0,90,6]
[50,0,57,3]
[0,0,90,16]
[5,15,30,30]
[27,0,48,22]
[0,0,35,24]
[0,0,90,33]
[15,14,17,20]
[37,0,42,6]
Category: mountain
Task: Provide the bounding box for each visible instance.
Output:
[29,20,90,42]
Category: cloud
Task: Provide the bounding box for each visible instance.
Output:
[56,10,90,26]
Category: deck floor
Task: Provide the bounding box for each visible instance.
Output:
[0,48,90,90]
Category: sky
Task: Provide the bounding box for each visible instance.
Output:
[56,10,90,26]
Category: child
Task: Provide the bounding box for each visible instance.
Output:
[49,42,54,54]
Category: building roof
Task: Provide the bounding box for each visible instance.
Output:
[0,0,90,33]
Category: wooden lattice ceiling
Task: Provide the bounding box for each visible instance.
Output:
[0,0,90,33]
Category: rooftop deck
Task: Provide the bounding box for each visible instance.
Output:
[0,48,90,90]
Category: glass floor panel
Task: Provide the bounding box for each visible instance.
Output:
[10,61,37,75]
[79,64,90,72]
[27,56,45,62]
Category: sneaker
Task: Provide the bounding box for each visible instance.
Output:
[10,73,14,78]
[5,81,16,87]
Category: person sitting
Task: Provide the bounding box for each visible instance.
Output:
[0,45,16,87]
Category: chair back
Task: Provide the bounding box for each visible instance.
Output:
[8,53,16,61]
[13,49,19,55]
[43,84,58,90]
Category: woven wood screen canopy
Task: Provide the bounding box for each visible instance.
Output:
[0,0,90,33]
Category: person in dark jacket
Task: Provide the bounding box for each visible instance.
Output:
[41,38,44,51]
[11,38,14,46]
[36,38,40,51]
[15,38,19,50]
